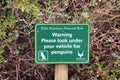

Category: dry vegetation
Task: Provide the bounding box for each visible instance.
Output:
[0,0,120,80]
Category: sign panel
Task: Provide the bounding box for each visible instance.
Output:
[35,24,90,64]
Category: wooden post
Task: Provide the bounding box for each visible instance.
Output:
[55,64,68,80]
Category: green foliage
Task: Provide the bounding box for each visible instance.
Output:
[117,0,120,5]
[16,0,39,17]
[90,0,98,7]
[0,3,16,62]
[0,0,39,63]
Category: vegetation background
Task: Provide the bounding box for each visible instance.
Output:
[0,0,120,80]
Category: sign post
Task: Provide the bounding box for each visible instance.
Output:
[35,24,89,80]
[55,64,68,80]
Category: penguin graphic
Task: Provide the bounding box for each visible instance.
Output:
[41,52,46,60]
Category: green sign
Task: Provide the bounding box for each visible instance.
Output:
[35,24,90,64]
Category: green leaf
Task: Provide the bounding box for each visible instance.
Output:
[117,0,120,5]
[21,6,25,12]
[82,12,89,18]
[32,11,38,17]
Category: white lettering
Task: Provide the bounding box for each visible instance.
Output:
[41,38,56,43]
[52,33,72,38]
